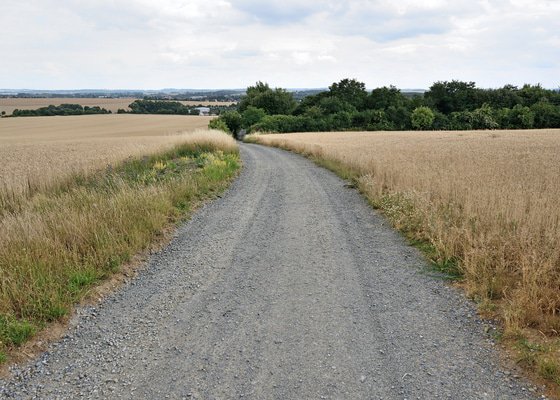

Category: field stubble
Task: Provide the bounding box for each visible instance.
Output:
[253,129,560,388]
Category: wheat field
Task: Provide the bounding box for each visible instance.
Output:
[0,98,236,115]
[0,114,215,195]
[0,124,238,359]
[254,130,560,336]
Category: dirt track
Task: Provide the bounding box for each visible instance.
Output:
[0,144,541,399]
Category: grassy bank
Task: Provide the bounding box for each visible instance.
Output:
[0,131,239,361]
[248,131,560,393]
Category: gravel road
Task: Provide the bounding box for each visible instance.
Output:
[1,144,543,399]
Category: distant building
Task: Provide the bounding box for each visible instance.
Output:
[195,107,210,116]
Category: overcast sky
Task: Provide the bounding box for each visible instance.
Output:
[1,0,558,90]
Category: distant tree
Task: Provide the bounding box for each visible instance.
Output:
[252,115,303,133]
[220,111,243,137]
[432,111,450,130]
[449,111,474,130]
[128,100,191,115]
[292,91,329,115]
[518,84,550,106]
[411,106,435,130]
[328,78,368,110]
[508,104,534,129]
[1,111,5,117]
[234,79,560,132]
[238,82,296,115]
[366,86,408,110]
[241,106,266,129]
[11,104,109,117]
[425,80,481,114]
[352,109,393,130]
[531,101,560,128]
[485,85,522,109]
[318,96,357,115]
[470,104,499,130]
[208,118,230,133]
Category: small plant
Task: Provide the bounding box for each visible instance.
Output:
[539,359,560,383]
[68,270,98,295]
[1,318,35,346]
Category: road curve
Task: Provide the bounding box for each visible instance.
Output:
[1,144,539,399]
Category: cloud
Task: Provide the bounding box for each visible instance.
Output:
[231,0,325,24]
[0,0,558,89]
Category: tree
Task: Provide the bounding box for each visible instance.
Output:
[449,111,473,130]
[208,118,230,133]
[411,106,435,130]
[508,104,534,129]
[238,82,296,115]
[220,111,243,137]
[425,80,481,114]
[471,104,499,130]
[328,78,368,110]
[531,101,560,128]
[241,106,266,129]
[518,84,550,106]
[292,91,329,115]
[318,96,356,115]
[367,86,407,110]
[485,85,522,109]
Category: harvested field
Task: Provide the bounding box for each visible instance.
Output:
[0,98,236,115]
[254,130,560,334]
[0,114,214,195]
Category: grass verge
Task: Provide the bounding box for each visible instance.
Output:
[0,133,239,361]
[247,133,560,397]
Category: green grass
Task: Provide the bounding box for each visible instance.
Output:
[0,140,239,360]
[0,316,35,347]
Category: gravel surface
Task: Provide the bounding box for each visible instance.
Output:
[0,143,545,399]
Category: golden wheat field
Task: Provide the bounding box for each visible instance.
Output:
[0,98,236,115]
[0,114,214,194]
[254,130,560,334]
[0,124,238,362]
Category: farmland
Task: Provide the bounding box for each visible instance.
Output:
[252,129,560,384]
[0,98,236,115]
[0,115,239,362]
[0,114,213,194]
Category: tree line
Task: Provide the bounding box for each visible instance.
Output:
[11,104,111,117]
[210,80,560,136]
[118,100,236,115]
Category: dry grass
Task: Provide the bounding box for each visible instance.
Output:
[254,130,560,329]
[0,123,239,360]
[0,114,214,199]
[0,98,236,115]
[252,130,560,388]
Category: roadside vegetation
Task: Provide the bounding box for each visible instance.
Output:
[0,130,239,362]
[249,130,560,391]
[212,79,560,134]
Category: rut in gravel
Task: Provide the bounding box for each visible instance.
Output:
[0,143,542,399]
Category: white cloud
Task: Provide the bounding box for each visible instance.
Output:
[0,0,558,89]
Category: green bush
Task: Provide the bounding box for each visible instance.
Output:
[411,106,435,130]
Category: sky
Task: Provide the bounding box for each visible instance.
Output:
[1,0,559,90]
